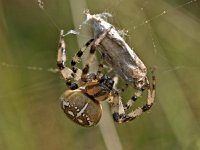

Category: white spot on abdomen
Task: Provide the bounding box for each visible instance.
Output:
[77,119,83,123]
[62,100,70,109]
[68,111,75,117]
[76,103,88,118]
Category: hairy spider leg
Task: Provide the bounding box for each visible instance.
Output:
[112,76,139,111]
[95,52,118,80]
[81,27,112,82]
[111,73,156,123]
[124,69,156,110]
[57,30,84,89]
[96,53,107,79]
[123,90,143,110]
[57,30,74,87]
[70,38,94,75]
[96,63,104,78]
[119,83,142,111]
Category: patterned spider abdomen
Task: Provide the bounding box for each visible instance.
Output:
[60,89,102,127]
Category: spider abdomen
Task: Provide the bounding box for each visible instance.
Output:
[60,89,102,127]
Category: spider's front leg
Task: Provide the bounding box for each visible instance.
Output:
[112,76,138,111]
[70,38,94,80]
[57,30,84,89]
[81,27,112,81]
[110,74,156,123]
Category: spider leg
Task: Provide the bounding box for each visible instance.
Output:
[112,76,135,110]
[81,27,112,81]
[70,38,94,75]
[96,52,115,79]
[112,76,119,90]
[125,69,156,110]
[96,53,113,79]
[57,30,83,89]
[110,74,156,123]
[123,90,143,110]
[95,54,107,79]
[96,63,104,78]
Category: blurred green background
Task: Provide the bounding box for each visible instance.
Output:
[1,0,200,150]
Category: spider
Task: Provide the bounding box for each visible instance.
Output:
[57,23,155,127]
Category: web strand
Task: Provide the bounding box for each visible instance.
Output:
[0,62,59,73]
[132,0,198,30]
[36,0,60,31]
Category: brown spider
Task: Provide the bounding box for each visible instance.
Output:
[57,12,156,127]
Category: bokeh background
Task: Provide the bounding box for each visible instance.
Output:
[1,0,200,150]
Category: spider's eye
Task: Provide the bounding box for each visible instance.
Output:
[100,75,109,83]
[108,80,114,87]
[70,83,78,90]
[99,75,114,90]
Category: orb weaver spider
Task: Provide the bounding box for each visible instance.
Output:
[57,19,156,127]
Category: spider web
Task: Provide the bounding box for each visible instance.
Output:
[0,0,199,103]
[1,1,200,150]
[1,0,199,75]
